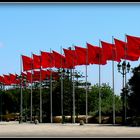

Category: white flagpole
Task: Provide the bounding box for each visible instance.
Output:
[50,69,53,123]
[72,46,75,123]
[60,46,64,123]
[99,40,101,124]
[0,83,2,122]
[39,51,42,123]
[72,68,75,123]
[20,55,23,123]
[30,53,33,123]
[50,48,53,123]
[71,45,75,124]
[112,36,115,125]
[70,67,72,123]
[124,34,127,124]
[1,83,5,122]
[85,44,88,124]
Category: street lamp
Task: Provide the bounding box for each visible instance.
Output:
[58,68,65,124]
[17,75,25,123]
[117,60,131,125]
[0,82,3,122]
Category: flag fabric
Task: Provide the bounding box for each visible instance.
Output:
[33,54,41,69]
[33,70,40,82]
[75,46,88,65]
[19,72,29,87]
[52,50,68,68]
[32,69,59,82]
[94,46,107,65]
[87,43,98,64]
[114,38,126,60]
[87,43,107,65]
[15,77,20,85]
[0,76,4,84]
[126,34,140,57]
[21,72,27,79]
[26,72,32,83]
[41,51,54,68]
[3,74,11,85]
[101,41,121,62]
[33,70,49,81]
[63,48,77,68]
[114,38,139,61]
[9,73,19,85]
[41,69,58,80]
[41,69,50,80]
[21,70,58,83]
[52,71,59,80]
[22,55,33,71]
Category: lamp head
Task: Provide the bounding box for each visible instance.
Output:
[127,62,131,72]
[62,69,65,73]
[117,62,121,72]
[122,61,126,71]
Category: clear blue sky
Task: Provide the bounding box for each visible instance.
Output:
[0,3,140,95]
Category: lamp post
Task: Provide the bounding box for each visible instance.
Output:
[0,83,3,122]
[23,77,28,122]
[74,70,85,122]
[117,60,130,125]
[58,68,65,124]
[74,71,81,122]
[18,75,25,123]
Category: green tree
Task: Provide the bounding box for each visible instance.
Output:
[88,83,122,116]
[127,65,140,117]
[3,88,20,114]
[0,70,122,123]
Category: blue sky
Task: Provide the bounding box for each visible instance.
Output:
[0,3,140,95]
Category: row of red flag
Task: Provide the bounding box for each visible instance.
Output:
[0,69,59,86]
[22,35,140,71]
[0,34,140,86]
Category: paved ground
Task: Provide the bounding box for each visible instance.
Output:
[0,121,140,138]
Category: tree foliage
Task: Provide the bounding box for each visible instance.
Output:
[127,65,140,117]
[0,71,122,122]
[88,83,122,116]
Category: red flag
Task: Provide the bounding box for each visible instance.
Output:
[15,78,20,85]
[114,38,125,60]
[126,35,140,56]
[41,69,50,80]
[52,50,68,68]
[42,69,58,80]
[52,71,59,80]
[33,70,40,82]
[26,72,32,83]
[41,69,59,80]
[9,73,18,84]
[94,47,107,65]
[75,46,88,65]
[21,72,27,80]
[33,54,41,69]
[3,74,11,85]
[87,43,107,65]
[87,43,97,64]
[33,70,47,82]
[0,76,4,84]
[63,48,77,68]
[19,72,28,86]
[114,38,139,61]
[33,69,53,82]
[22,55,33,71]
[41,51,54,68]
[101,41,121,62]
